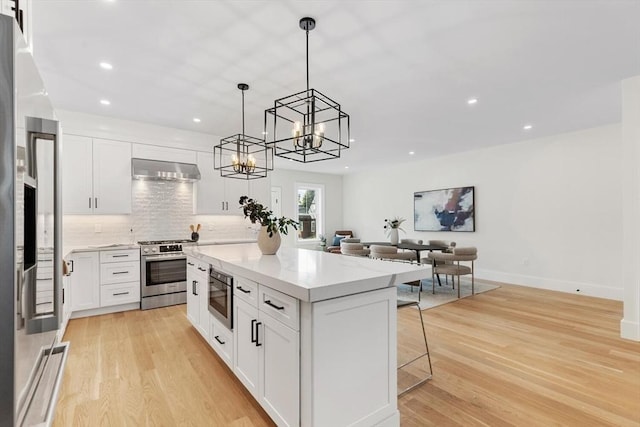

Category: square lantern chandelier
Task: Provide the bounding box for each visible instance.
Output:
[265,17,350,163]
[214,83,273,180]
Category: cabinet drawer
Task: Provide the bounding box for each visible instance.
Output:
[258,286,299,331]
[100,261,140,284]
[234,277,258,306]
[100,282,140,307]
[210,314,233,369]
[100,249,140,263]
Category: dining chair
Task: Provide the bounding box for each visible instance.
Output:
[426,247,477,298]
[340,241,370,257]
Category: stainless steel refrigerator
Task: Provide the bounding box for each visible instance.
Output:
[0,15,69,427]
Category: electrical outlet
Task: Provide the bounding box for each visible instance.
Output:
[94,224,102,233]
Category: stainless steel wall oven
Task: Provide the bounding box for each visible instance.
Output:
[208,268,233,329]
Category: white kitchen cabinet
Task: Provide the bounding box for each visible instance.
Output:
[234,282,300,426]
[68,251,100,311]
[69,248,141,317]
[234,297,260,396]
[258,310,300,426]
[193,151,248,215]
[186,259,199,326]
[131,143,196,164]
[209,313,234,369]
[186,257,210,340]
[62,135,131,214]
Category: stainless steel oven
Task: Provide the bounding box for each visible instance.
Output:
[140,240,192,310]
[208,268,233,329]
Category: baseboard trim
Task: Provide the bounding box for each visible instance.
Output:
[70,302,140,319]
[620,319,640,341]
[475,269,623,301]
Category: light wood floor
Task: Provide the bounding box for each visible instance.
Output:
[54,284,640,426]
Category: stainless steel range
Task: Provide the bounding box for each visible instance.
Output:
[139,239,193,310]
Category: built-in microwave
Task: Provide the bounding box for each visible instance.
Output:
[208,267,233,330]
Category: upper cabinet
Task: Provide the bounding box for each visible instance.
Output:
[248,176,271,206]
[194,151,248,215]
[62,135,132,214]
[131,144,196,164]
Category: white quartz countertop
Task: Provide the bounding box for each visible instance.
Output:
[186,243,431,302]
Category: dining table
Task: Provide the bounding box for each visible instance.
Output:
[361,241,450,286]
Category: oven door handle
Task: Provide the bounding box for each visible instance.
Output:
[143,255,187,262]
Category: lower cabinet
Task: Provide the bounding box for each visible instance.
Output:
[209,313,233,369]
[68,251,100,311]
[68,249,140,316]
[234,284,300,427]
[186,258,210,339]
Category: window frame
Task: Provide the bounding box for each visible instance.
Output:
[294,182,324,243]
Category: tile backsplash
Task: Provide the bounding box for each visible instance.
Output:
[63,180,257,247]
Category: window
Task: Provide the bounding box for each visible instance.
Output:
[295,183,323,242]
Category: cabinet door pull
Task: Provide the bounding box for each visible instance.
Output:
[264,300,285,311]
[255,322,262,347]
[112,271,129,275]
[251,319,257,343]
[113,291,130,296]
[69,260,74,273]
[221,201,224,210]
[214,335,225,345]
[89,197,92,209]
[95,197,98,209]
[192,280,197,295]
[194,280,198,296]
[236,286,251,294]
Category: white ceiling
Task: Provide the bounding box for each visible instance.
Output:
[30,0,640,174]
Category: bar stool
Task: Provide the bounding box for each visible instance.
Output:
[397,298,433,396]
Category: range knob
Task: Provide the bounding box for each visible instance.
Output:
[143,248,149,253]
[151,248,157,252]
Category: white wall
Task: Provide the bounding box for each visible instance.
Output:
[270,169,343,249]
[343,124,623,300]
[621,76,640,341]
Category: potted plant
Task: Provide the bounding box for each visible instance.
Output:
[239,196,298,254]
[383,216,405,245]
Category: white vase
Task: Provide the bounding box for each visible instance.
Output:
[257,226,281,255]
[389,228,399,245]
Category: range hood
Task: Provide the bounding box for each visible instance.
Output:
[132,158,201,182]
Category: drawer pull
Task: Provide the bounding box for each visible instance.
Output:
[187,262,195,266]
[112,271,129,275]
[264,300,285,311]
[112,254,129,258]
[214,335,225,345]
[113,291,130,296]
[236,286,251,294]
[198,267,207,272]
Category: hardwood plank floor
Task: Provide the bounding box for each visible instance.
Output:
[54,284,640,426]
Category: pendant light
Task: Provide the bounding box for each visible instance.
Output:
[264,17,350,163]
[214,83,273,179]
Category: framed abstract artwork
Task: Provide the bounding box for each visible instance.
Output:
[414,186,475,232]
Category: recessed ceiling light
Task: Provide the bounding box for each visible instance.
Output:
[100,99,110,105]
[192,117,201,123]
[349,138,355,143]
[99,62,113,70]
[467,98,478,105]
[344,166,349,169]
[523,124,533,130]
[409,151,415,155]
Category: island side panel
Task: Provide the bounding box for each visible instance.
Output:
[300,287,399,427]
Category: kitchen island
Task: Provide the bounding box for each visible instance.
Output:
[185,243,431,427]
